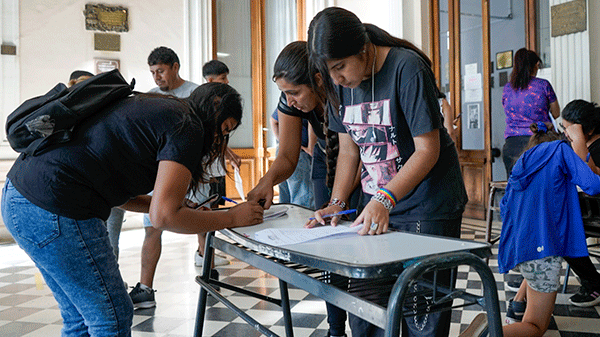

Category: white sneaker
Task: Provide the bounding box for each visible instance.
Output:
[195,250,230,267]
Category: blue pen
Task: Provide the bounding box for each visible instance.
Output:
[221,196,238,204]
[309,209,357,221]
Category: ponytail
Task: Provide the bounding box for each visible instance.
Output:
[526,122,560,150]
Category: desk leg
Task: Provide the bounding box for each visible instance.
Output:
[279,280,294,337]
[193,285,209,337]
[384,252,502,337]
[194,231,216,337]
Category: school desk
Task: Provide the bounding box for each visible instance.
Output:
[193,204,502,337]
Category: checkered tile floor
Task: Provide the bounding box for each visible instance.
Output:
[1,215,599,336]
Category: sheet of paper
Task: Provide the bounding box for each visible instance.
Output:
[254,224,363,246]
[234,167,245,201]
[264,205,289,220]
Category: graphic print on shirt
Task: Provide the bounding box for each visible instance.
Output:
[343,99,401,195]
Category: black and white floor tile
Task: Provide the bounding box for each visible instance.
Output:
[0,216,599,336]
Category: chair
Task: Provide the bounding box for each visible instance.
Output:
[485,181,507,245]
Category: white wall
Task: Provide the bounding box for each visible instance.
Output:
[19,0,191,99]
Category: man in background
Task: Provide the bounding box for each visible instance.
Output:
[129,48,229,310]
[202,60,241,208]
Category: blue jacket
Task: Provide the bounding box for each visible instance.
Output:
[498,140,600,274]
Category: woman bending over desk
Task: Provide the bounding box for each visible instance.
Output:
[2,82,263,336]
[306,7,467,337]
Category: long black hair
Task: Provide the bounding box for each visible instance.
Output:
[307,7,431,107]
[273,40,341,191]
[561,99,600,137]
[510,48,541,90]
[185,82,242,193]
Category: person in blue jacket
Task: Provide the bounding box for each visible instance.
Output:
[495,122,600,337]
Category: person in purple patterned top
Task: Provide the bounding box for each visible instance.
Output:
[502,48,560,176]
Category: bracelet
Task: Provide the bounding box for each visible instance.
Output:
[371,192,394,211]
[586,152,591,163]
[378,187,397,205]
[328,198,347,209]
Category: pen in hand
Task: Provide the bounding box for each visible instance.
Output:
[221,196,238,204]
[309,209,357,221]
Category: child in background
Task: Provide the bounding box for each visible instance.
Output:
[464,122,600,337]
[559,99,600,307]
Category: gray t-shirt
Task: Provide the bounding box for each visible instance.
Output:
[149,80,198,98]
[328,47,467,221]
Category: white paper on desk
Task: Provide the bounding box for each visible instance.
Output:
[254,224,363,246]
[234,167,245,201]
[264,205,289,220]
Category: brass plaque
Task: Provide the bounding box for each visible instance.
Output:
[1,44,17,55]
[95,59,120,73]
[94,33,121,52]
[551,0,586,37]
[84,4,128,32]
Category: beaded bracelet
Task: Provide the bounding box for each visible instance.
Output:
[328,198,347,209]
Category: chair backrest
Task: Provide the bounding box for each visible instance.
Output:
[579,192,600,238]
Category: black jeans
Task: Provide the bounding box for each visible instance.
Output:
[348,217,462,337]
[564,256,600,290]
[502,136,530,177]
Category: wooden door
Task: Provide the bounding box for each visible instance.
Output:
[431,0,492,219]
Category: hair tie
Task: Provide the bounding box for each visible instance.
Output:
[536,122,547,133]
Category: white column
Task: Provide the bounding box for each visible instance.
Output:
[184,0,212,84]
[550,0,591,106]
[1,0,20,157]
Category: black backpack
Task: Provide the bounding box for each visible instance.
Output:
[6,69,135,156]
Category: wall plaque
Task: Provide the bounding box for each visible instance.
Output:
[551,0,586,37]
[84,4,129,32]
[94,33,120,51]
[1,44,17,55]
[95,59,120,73]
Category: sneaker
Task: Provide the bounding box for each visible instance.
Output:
[129,282,156,309]
[195,250,229,267]
[459,313,488,337]
[569,286,600,307]
[505,275,523,292]
[505,298,526,324]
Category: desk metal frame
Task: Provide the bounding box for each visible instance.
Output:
[193,206,502,337]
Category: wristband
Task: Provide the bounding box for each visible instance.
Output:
[586,152,591,163]
[371,191,394,211]
[378,187,397,205]
[328,198,347,209]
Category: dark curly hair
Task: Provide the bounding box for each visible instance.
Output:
[561,100,600,137]
[148,46,180,67]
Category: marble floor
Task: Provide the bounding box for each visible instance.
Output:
[0,215,599,336]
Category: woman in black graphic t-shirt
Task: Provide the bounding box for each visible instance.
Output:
[2,82,263,336]
[306,7,467,337]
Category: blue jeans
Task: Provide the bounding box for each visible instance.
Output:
[2,179,133,336]
[278,149,315,209]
